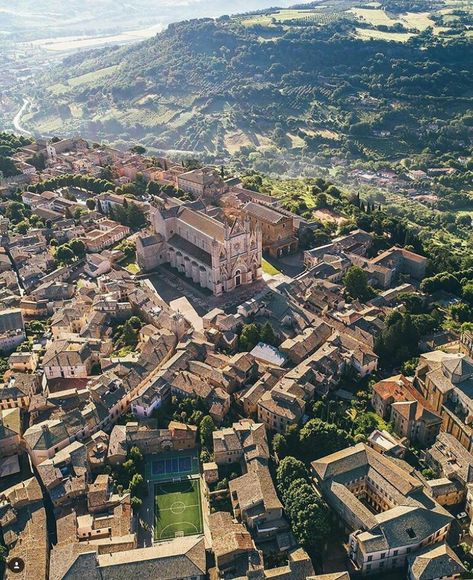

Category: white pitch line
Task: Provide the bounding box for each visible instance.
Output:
[157,503,200,512]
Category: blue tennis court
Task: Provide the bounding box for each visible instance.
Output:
[152,456,192,476]
[145,450,199,483]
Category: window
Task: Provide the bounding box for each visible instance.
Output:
[367,556,372,562]
[380,553,385,559]
[393,550,398,557]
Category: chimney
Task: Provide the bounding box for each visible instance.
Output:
[467,464,473,484]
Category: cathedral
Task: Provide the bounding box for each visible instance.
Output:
[137,202,262,296]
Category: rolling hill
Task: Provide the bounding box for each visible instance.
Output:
[23,0,473,173]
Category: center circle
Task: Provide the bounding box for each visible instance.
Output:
[170,501,186,514]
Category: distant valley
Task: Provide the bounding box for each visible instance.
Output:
[16,0,472,174]
[0,0,316,41]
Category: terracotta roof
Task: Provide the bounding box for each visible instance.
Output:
[209,511,254,559]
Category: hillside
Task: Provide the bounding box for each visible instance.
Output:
[0,0,315,40]
[24,0,472,172]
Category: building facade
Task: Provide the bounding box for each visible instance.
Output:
[137,203,262,296]
[242,202,298,258]
[312,444,453,576]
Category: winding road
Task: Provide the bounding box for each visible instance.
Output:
[13,98,32,136]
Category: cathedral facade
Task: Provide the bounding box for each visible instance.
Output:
[137,203,262,296]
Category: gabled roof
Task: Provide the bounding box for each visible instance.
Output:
[442,355,473,380]
[0,408,21,440]
[209,511,254,559]
[243,201,287,225]
[408,542,465,580]
[177,206,224,242]
[95,536,206,579]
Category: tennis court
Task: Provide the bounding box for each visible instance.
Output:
[152,455,191,476]
[145,450,199,483]
[154,478,203,541]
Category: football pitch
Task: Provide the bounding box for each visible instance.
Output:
[154,479,203,541]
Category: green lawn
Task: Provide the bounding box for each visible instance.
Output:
[154,479,203,541]
[125,262,140,274]
[262,258,281,276]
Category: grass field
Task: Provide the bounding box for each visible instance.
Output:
[351,7,398,26]
[355,27,414,42]
[262,258,281,276]
[154,479,203,541]
[242,8,319,27]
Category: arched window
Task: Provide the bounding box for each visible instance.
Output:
[235,269,242,287]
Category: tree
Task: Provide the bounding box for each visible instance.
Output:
[199,415,216,449]
[128,446,143,467]
[375,313,419,366]
[272,433,288,458]
[353,412,383,438]
[130,496,142,508]
[0,156,20,178]
[241,174,262,192]
[121,320,140,347]
[86,198,96,210]
[128,316,142,330]
[343,266,372,301]
[99,166,114,181]
[451,303,472,324]
[421,272,462,296]
[238,323,260,351]
[68,239,86,259]
[299,418,354,461]
[111,202,146,229]
[314,193,328,209]
[147,181,161,196]
[463,283,473,306]
[5,201,27,223]
[16,220,29,234]
[131,145,146,155]
[55,245,75,264]
[401,357,419,376]
[216,478,228,491]
[398,292,425,314]
[127,203,146,229]
[27,152,46,171]
[200,448,211,463]
[129,473,145,496]
[276,457,332,547]
[276,456,308,495]
[260,322,277,346]
[283,479,332,546]
[298,227,316,250]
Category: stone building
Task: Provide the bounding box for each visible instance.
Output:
[242,202,298,257]
[137,202,262,296]
[312,443,453,576]
[176,167,226,200]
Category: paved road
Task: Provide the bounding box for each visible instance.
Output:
[170,296,204,331]
[13,98,32,136]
